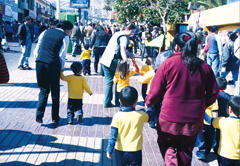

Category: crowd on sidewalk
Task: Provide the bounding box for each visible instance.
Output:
[0,15,240,166]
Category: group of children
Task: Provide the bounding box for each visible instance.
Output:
[60,51,239,165]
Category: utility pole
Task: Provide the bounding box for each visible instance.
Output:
[209,0,211,8]
[56,0,60,19]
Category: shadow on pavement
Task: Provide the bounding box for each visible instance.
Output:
[0,101,51,108]
[0,83,39,88]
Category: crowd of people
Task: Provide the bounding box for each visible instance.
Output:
[0,15,239,166]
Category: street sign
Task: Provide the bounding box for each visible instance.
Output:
[70,0,90,9]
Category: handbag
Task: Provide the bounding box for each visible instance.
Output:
[203,34,214,53]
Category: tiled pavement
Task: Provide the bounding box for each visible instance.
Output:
[0,55,219,165]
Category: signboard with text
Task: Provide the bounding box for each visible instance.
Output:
[70,0,90,9]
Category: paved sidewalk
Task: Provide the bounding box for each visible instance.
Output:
[0,55,217,165]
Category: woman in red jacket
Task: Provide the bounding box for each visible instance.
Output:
[145,32,219,166]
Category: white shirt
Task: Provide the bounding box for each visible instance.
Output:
[34,28,69,69]
[100,31,128,67]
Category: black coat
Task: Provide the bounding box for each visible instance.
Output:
[17,24,34,45]
[90,30,110,48]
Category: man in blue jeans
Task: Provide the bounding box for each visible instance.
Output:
[17,16,33,70]
[205,26,223,77]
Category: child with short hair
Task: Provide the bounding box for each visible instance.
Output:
[205,96,240,166]
[60,62,92,124]
[80,44,91,75]
[113,61,137,107]
[139,58,154,101]
[106,86,153,165]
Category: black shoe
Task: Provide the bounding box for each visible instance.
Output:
[77,115,83,123]
[24,66,32,70]
[52,118,59,123]
[36,118,43,123]
[18,65,26,70]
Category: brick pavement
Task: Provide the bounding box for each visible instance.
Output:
[0,54,218,165]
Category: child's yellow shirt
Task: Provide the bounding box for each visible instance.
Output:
[204,100,218,125]
[60,72,92,99]
[80,50,91,60]
[139,70,155,94]
[113,71,135,92]
[140,65,153,75]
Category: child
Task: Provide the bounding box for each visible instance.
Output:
[106,86,153,165]
[204,96,240,166]
[113,61,136,107]
[139,58,154,101]
[195,99,218,161]
[80,44,91,75]
[60,62,92,124]
[214,77,231,152]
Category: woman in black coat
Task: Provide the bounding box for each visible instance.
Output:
[90,25,110,73]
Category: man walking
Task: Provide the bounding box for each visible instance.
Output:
[17,16,34,70]
[205,26,223,77]
[34,20,73,124]
[71,22,82,57]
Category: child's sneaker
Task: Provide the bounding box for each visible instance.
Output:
[148,121,156,129]
[77,115,83,123]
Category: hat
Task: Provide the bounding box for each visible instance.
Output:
[153,26,159,30]
[25,16,31,21]
[235,28,240,33]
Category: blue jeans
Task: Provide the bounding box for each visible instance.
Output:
[221,70,239,95]
[141,44,145,61]
[18,42,32,67]
[82,59,91,75]
[67,98,83,121]
[102,59,118,106]
[72,40,80,56]
[115,149,142,166]
[114,86,120,106]
[207,53,220,77]
[195,124,216,158]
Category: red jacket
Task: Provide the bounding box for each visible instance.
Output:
[146,52,219,123]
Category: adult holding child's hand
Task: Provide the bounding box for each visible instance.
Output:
[100,23,136,108]
[145,32,219,166]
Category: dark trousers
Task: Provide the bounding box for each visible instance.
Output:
[141,84,147,101]
[195,124,216,158]
[115,149,142,166]
[114,85,120,106]
[217,155,240,166]
[82,59,91,75]
[67,98,83,120]
[93,47,105,73]
[36,62,60,121]
[157,131,197,166]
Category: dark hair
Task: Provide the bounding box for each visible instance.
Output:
[216,77,227,90]
[126,22,136,30]
[83,44,89,50]
[228,96,240,117]
[228,32,237,41]
[56,20,73,30]
[210,26,219,33]
[25,16,31,22]
[173,32,201,73]
[70,62,82,75]
[117,61,129,80]
[96,25,104,32]
[119,86,138,107]
[145,58,152,65]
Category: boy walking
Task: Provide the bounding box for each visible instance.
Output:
[60,62,92,124]
[106,86,153,166]
[205,96,240,166]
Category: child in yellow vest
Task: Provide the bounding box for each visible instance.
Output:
[204,96,240,166]
[113,61,137,107]
[80,44,92,75]
[60,62,92,124]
